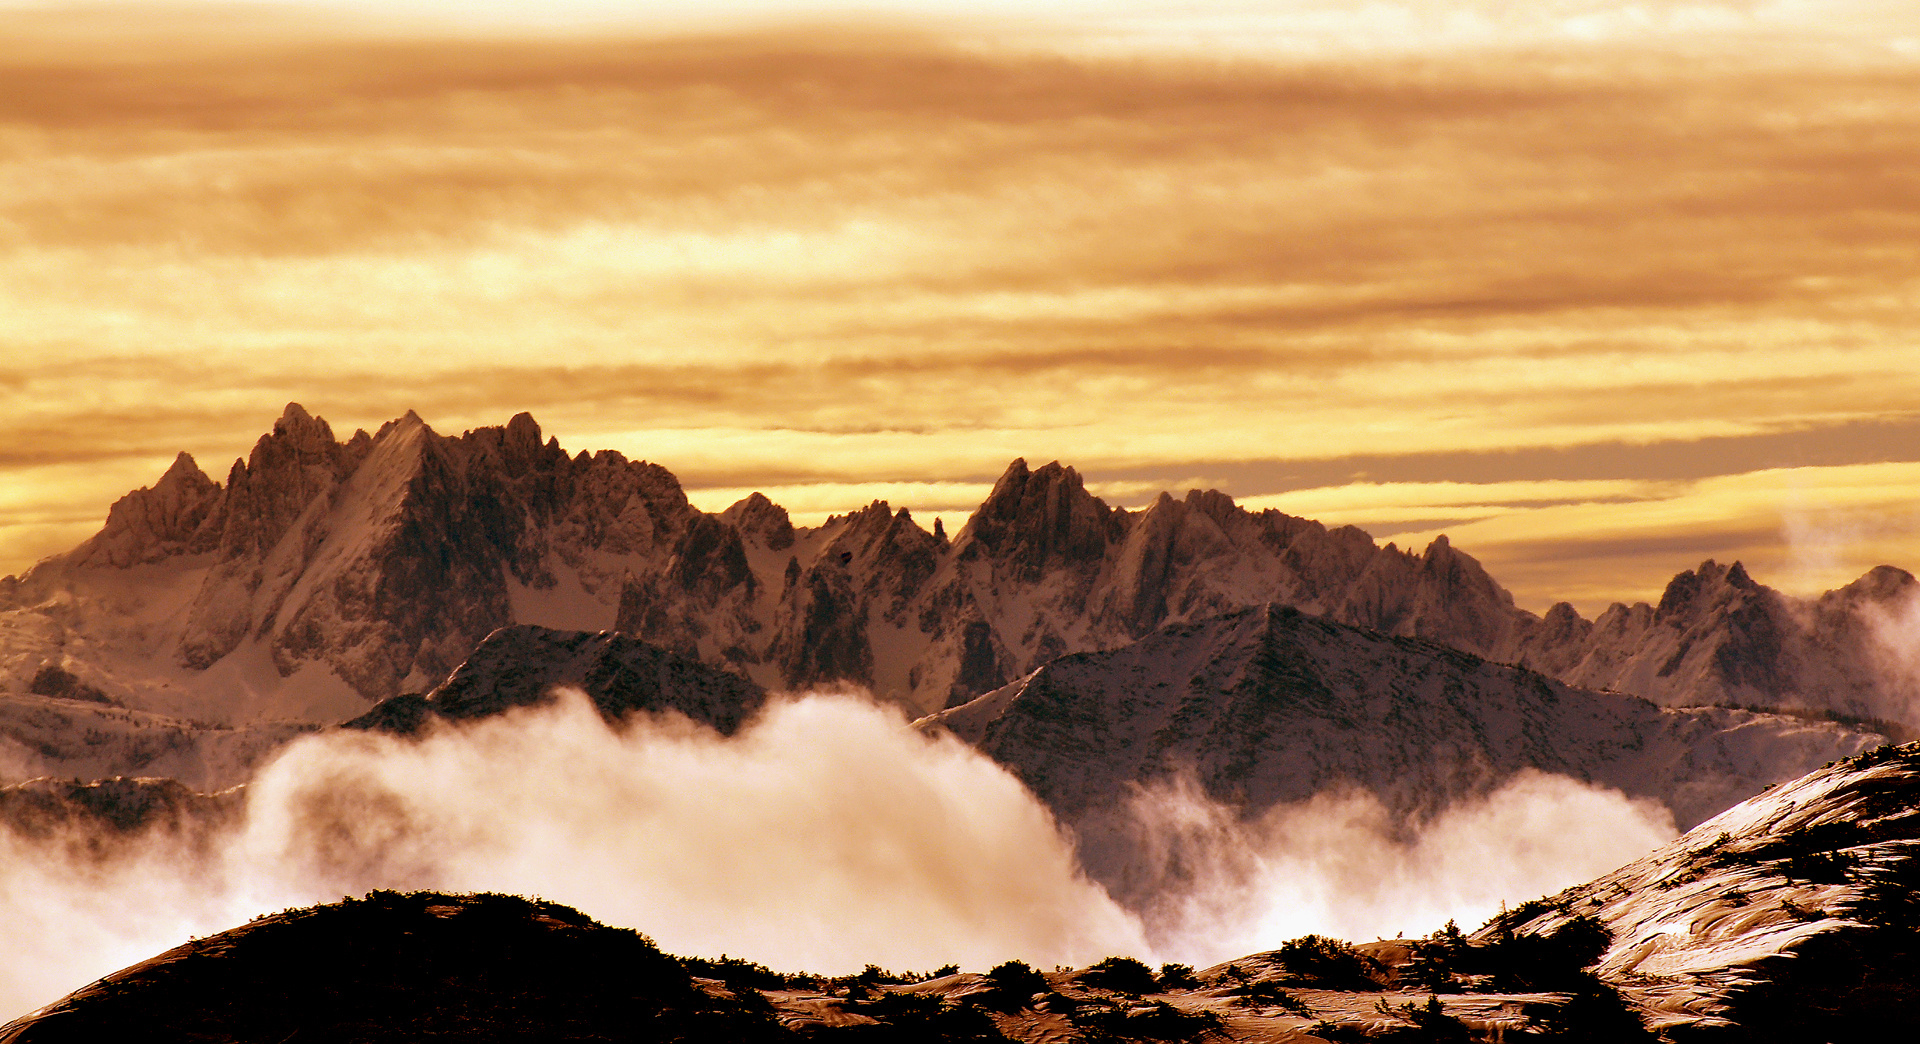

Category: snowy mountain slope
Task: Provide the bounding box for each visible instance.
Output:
[1514,559,1920,725]
[344,624,768,736]
[921,605,1885,908]
[1492,741,1920,1040]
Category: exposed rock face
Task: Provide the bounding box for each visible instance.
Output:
[68,453,224,569]
[8,408,1920,731]
[345,624,767,737]
[1,406,701,721]
[921,605,1885,908]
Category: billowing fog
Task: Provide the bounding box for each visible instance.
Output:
[0,690,1676,1019]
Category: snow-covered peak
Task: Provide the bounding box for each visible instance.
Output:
[719,492,794,551]
[955,458,1117,576]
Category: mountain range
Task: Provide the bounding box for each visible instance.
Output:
[4,405,1914,734]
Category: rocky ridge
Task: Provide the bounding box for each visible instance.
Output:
[3,406,1916,734]
[921,605,1885,913]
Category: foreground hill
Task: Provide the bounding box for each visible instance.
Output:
[923,605,1883,907]
[1494,740,1920,1041]
[0,891,794,1044]
[8,406,1915,735]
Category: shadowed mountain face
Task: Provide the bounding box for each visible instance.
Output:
[344,623,769,737]
[2,407,1916,734]
[922,605,1884,909]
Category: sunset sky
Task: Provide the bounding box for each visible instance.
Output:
[2,0,1917,614]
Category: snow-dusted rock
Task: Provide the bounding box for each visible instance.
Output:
[7,409,1919,738]
[1497,741,1920,1038]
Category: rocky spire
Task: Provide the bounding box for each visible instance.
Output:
[957,458,1119,580]
[70,452,223,567]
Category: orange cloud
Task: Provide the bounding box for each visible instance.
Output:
[2,9,1917,598]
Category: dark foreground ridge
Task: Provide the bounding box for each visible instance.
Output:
[0,891,792,1044]
[0,890,1654,1044]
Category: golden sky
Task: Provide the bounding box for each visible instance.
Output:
[2,1,1917,614]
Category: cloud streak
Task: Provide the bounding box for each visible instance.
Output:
[2,8,1917,597]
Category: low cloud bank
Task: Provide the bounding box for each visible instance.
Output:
[0,691,1678,1020]
[1109,771,1678,965]
[0,692,1145,1019]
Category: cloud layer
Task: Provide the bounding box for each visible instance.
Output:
[0,689,1683,1020]
[3,4,1917,607]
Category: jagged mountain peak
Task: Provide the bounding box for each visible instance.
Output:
[1656,558,1761,618]
[503,410,542,449]
[158,451,211,489]
[266,400,336,446]
[720,491,794,551]
[372,409,430,442]
[1179,486,1240,526]
[1826,562,1917,606]
[958,457,1116,575]
[273,400,314,427]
